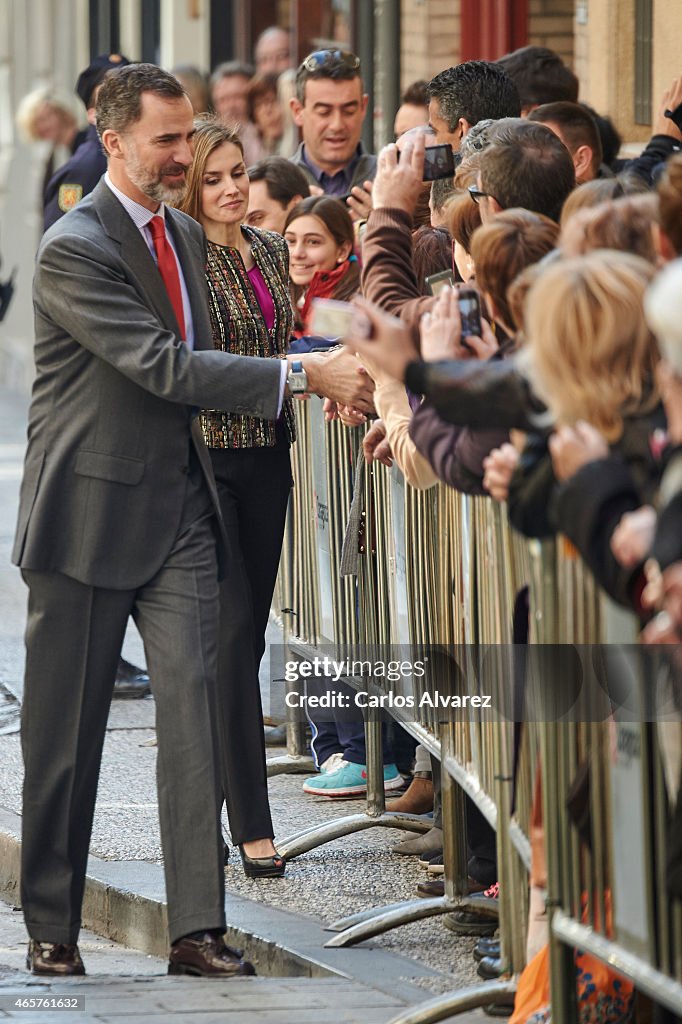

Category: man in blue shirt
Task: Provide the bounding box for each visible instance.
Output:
[289,49,376,213]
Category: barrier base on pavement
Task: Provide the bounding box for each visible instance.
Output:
[325,892,499,947]
[277,811,430,860]
[384,980,517,1024]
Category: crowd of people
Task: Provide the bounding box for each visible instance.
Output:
[11,25,682,1020]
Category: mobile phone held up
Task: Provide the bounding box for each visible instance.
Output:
[310,298,372,342]
[458,288,482,339]
[425,269,455,296]
[421,143,455,182]
[396,134,455,182]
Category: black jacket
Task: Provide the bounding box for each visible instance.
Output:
[508,405,666,610]
[43,125,107,231]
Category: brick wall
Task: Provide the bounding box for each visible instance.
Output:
[527,0,574,65]
[401,0,461,89]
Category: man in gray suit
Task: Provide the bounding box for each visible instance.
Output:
[14,63,373,978]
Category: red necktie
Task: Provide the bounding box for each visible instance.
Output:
[148,215,186,340]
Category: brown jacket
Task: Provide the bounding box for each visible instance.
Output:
[361,208,435,340]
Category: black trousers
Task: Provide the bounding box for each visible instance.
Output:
[210,441,292,845]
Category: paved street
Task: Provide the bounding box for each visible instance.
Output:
[0,901,410,1024]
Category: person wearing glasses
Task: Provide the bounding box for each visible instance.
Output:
[289,49,376,220]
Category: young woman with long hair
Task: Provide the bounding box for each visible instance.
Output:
[283,195,360,337]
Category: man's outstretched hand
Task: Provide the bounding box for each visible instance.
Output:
[296,348,376,413]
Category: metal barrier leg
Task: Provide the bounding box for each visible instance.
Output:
[265,499,318,778]
[277,806,426,846]
[324,892,493,946]
[384,980,517,1024]
[324,896,456,946]
[277,697,433,858]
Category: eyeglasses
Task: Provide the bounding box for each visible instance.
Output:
[302,49,361,73]
[468,184,490,204]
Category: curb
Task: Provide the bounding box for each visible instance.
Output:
[0,807,446,1007]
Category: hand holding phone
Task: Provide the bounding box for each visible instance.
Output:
[396,135,455,181]
[310,298,371,341]
[457,288,482,338]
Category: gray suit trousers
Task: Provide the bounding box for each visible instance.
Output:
[20,466,227,946]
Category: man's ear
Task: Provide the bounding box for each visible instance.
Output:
[360,93,370,120]
[488,195,504,216]
[459,117,472,139]
[290,96,304,128]
[100,128,123,160]
[654,223,677,264]
[286,194,304,214]
[573,144,594,182]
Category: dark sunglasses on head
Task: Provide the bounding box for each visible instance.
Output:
[302,49,360,73]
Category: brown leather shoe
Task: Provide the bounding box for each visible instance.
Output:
[416,876,490,899]
[168,932,256,977]
[27,940,85,976]
[416,878,445,898]
[386,775,434,814]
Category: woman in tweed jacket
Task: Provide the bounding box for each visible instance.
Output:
[179,117,294,878]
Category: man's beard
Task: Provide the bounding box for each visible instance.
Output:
[126,148,187,204]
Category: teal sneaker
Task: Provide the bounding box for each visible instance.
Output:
[302,761,404,798]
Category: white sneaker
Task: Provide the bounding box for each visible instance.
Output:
[318,752,347,774]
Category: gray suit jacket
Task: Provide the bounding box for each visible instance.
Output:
[13,179,282,589]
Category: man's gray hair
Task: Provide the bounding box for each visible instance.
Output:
[209,61,254,91]
[96,62,186,141]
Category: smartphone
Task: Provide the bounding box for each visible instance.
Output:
[425,269,455,296]
[422,143,455,182]
[458,288,482,338]
[309,298,355,339]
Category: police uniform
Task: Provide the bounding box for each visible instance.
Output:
[43,124,107,230]
[43,53,129,233]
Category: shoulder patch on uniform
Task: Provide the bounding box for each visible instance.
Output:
[58,184,83,213]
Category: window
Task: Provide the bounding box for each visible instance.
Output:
[89,0,120,58]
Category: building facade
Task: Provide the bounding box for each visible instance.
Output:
[1,0,681,386]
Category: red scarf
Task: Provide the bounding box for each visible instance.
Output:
[297,259,353,337]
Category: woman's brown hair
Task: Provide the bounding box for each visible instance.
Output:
[446,191,482,253]
[176,115,244,224]
[469,208,559,331]
[560,193,659,264]
[657,152,682,257]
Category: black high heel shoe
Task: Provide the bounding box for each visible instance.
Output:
[239,846,285,879]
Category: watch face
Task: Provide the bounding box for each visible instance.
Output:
[288,366,308,393]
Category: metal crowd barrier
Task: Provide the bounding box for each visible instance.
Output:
[268,400,530,1016]
[268,398,682,1020]
[528,538,682,1020]
[274,397,431,855]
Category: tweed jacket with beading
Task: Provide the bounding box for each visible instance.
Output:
[201,225,295,449]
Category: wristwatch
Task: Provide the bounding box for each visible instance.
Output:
[287,359,309,395]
